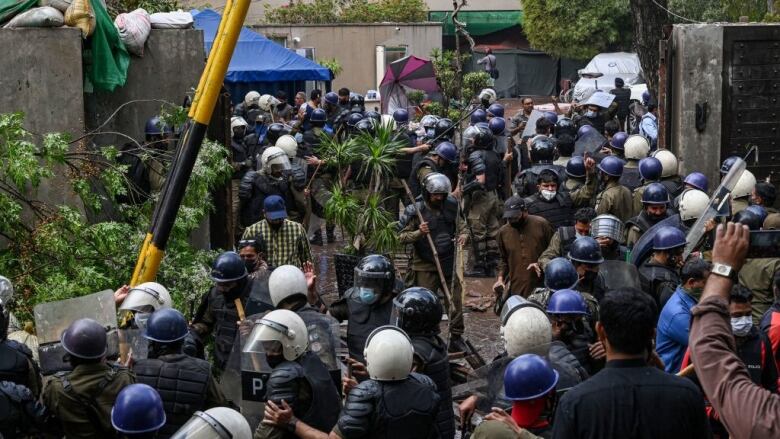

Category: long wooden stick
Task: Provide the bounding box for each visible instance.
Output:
[676,363,695,377]
[400,180,453,306]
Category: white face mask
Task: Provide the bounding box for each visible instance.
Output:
[540,190,557,201]
[730,315,752,337]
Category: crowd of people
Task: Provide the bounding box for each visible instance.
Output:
[3,79,780,439]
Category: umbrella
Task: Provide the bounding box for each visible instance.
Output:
[380,55,439,114]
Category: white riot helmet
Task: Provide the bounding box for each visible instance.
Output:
[590,214,625,243]
[244,309,308,361]
[269,265,308,307]
[478,88,497,105]
[364,325,414,381]
[119,282,171,313]
[261,146,292,175]
[244,91,261,108]
[732,169,756,199]
[230,116,248,130]
[381,114,396,130]
[259,94,281,112]
[502,305,551,357]
[623,135,650,160]
[678,189,709,221]
[171,407,252,439]
[275,135,298,159]
[651,150,678,178]
[0,276,12,311]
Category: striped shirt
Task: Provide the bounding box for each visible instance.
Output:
[242,219,312,269]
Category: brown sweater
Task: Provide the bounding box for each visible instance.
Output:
[496,215,553,297]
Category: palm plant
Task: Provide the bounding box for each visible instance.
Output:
[355,120,405,194]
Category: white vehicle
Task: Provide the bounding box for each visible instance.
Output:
[571,52,646,103]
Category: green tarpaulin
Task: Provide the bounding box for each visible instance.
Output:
[429,10,523,36]
[85,0,130,92]
[0,0,37,24]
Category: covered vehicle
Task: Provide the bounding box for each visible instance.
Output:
[572,52,645,103]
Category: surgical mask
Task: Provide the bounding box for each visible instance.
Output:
[585,110,597,118]
[731,316,752,337]
[540,190,557,201]
[358,287,378,305]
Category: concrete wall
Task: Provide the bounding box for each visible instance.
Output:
[251,23,442,94]
[0,28,85,208]
[669,24,724,187]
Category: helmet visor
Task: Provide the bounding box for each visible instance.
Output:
[171,411,232,439]
[119,286,166,312]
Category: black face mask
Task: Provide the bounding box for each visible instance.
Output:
[267,354,285,368]
[268,220,284,230]
[509,217,526,229]
[244,259,257,273]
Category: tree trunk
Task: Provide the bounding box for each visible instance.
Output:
[630,0,671,100]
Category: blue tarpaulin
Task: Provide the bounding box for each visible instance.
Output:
[191,9,332,83]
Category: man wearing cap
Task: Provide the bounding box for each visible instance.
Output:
[494,196,554,298]
[242,195,312,270]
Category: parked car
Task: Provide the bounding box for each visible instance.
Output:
[571,52,646,103]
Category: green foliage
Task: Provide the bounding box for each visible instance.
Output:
[667,0,770,22]
[462,72,491,103]
[522,0,632,60]
[265,0,427,24]
[315,132,361,181]
[0,111,231,323]
[406,89,425,106]
[355,121,404,192]
[317,58,343,78]
[105,0,179,18]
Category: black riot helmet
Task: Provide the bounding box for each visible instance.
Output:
[530,135,556,164]
[61,318,108,360]
[554,117,577,139]
[355,118,376,136]
[364,111,382,123]
[392,287,443,336]
[353,254,396,304]
[434,118,454,140]
[266,123,288,145]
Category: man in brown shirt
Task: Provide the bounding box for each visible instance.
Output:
[494,196,554,298]
[690,221,780,438]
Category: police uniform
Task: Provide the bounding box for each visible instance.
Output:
[333,373,440,439]
[398,197,464,337]
[0,381,45,438]
[625,210,670,248]
[286,155,309,224]
[385,129,417,219]
[738,257,780,323]
[0,339,41,397]
[524,176,596,229]
[464,147,503,272]
[538,226,581,270]
[595,180,633,222]
[254,351,341,439]
[632,182,653,217]
[134,353,227,437]
[329,294,395,365]
[619,161,642,192]
[408,154,439,199]
[513,164,567,198]
[239,171,291,228]
[410,335,454,439]
[660,175,684,199]
[42,362,135,438]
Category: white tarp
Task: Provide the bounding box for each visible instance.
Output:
[582,52,642,75]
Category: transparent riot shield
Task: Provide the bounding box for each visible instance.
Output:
[34,290,119,375]
[299,311,341,388]
[521,110,544,138]
[452,356,513,416]
[574,130,607,156]
[598,260,641,291]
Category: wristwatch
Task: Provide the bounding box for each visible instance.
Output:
[286,418,298,433]
[711,262,738,281]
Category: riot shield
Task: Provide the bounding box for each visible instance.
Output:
[299,311,341,388]
[629,214,684,266]
[598,260,641,291]
[34,290,119,375]
[452,356,513,415]
[245,273,274,316]
[521,110,544,138]
[118,326,148,362]
[574,130,607,156]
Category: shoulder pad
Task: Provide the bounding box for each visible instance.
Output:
[266,361,304,405]
[6,340,33,358]
[241,170,257,183]
[0,381,34,403]
[468,150,484,163]
[339,380,380,436]
[409,372,437,391]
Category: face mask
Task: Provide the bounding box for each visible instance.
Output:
[358,287,378,305]
[267,354,285,368]
[575,231,587,239]
[244,259,257,273]
[233,128,246,139]
[540,190,557,201]
[585,110,597,118]
[426,128,435,138]
[268,220,284,231]
[510,217,526,229]
[731,316,752,337]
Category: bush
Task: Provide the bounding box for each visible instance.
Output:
[265,0,428,24]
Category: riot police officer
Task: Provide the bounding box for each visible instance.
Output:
[524,166,596,229]
[265,122,288,148]
[0,380,46,438]
[538,207,597,270]
[568,236,607,302]
[0,283,40,397]
[187,251,262,369]
[604,131,628,159]
[594,156,632,222]
[528,257,599,317]
[563,156,588,193]
[471,108,488,125]
[329,255,401,364]
[638,226,685,306]
[732,169,757,215]
[553,117,577,167]
[302,108,331,148]
[239,146,292,228]
[392,287,455,439]
[173,407,252,438]
[632,156,664,216]
[590,214,628,261]
[43,318,136,437]
[673,172,708,209]
[399,173,464,346]
[546,288,602,374]
[463,125,503,276]
[249,310,341,439]
[620,135,650,192]
[487,103,505,120]
[111,383,166,439]
[234,91,260,119]
[625,183,671,248]
[652,149,683,198]
[269,265,341,385]
[408,141,458,198]
[513,135,566,197]
[433,118,454,144]
[133,308,226,437]
[276,134,308,224]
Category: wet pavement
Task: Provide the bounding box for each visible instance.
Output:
[311,236,504,362]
